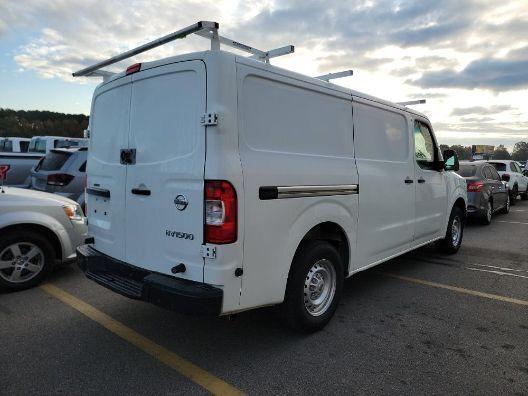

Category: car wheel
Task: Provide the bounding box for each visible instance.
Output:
[0,230,55,291]
[510,185,518,206]
[437,206,464,254]
[481,200,492,225]
[501,194,510,214]
[281,241,344,333]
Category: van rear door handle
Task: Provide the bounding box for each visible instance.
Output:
[131,188,151,196]
[418,178,426,183]
[404,178,414,184]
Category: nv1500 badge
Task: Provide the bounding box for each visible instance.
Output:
[165,230,194,240]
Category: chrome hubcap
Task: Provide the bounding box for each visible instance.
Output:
[304,259,336,317]
[487,202,492,221]
[0,242,44,284]
[451,216,461,246]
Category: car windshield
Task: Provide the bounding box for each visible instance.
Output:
[29,138,47,153]
[0,139,13,152]
[38,150,72,171]
[456,165,477,177]
[489,162,506,172]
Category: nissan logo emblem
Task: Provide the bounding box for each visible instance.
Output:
[174,194,189,211]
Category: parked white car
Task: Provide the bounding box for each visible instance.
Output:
[28,136,88,154]
[75,22,467,332]
[488,160,528,204]
[0,186,87,290]
[0,137,31,153]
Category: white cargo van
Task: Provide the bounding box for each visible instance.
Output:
[76,22,467,332]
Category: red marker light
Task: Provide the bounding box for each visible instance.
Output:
[126,63,141,75]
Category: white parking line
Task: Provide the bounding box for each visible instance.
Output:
[472,263,528,273]
[467,267,528,280]
[496,220,528,225]
[511,209,527,212]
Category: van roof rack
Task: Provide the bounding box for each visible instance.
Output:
[73,21,294,79]
[314,70,353,82]
[396,99,426,106]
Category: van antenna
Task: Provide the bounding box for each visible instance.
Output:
[315,70,353,82]
[397,99,426,106]
[73,21,294,79]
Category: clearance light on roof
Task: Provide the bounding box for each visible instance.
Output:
[126,63,142,75]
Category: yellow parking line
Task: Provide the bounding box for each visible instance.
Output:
[379,272,528,307]
[40,283,243,396]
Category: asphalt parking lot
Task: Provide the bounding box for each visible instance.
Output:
[1,202,527,395]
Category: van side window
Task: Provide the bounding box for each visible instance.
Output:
[20,141,29,152]
[354,102,408,161]
[79,161,87,172]
[414,121,436,169]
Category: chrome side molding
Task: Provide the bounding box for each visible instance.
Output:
[259,184,359,200]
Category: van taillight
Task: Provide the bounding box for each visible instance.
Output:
[467,181,484,192]
[205,180,237,244]
[47,173,74,186]
[126,63,141,75]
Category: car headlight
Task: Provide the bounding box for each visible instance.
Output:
[63,204,83,221]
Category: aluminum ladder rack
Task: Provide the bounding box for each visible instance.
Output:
[73,21,294,79]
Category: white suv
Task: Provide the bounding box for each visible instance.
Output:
[0,187,87,290]
[76,22,467,332]
[488,160,528,204]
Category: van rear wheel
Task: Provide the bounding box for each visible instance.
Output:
[437,206,464,254]
[281,241,343,333]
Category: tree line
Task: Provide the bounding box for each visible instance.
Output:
[0,108,88,138]
[439,142,528,161]
[1,107,527,161]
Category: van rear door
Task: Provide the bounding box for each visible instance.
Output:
[88,77,132,261]
[125,61,206,281]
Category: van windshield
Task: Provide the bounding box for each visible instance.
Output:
[456,165,477,177]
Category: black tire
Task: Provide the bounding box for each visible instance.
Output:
[500,194,510,214]
[510,185,518,206]
[480,200,492,225]
[0,230,55,291]
[437,206,464,254]
[281,241,344,333]
[521,188,528,201]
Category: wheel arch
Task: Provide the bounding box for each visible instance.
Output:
[0,223,62,261]
[453,197,467,220]
[290,221,351,279]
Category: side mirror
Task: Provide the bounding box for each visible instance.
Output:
[523,170,528,177]
[443,149,459,171]
[502,174,511,182]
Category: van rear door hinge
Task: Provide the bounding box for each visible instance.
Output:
[200,113,218,126]
[201,245,216,259]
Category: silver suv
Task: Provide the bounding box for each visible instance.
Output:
[30,147,87,201]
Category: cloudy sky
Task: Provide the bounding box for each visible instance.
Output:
[1,0,527,148]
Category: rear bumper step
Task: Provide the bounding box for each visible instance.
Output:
[77,244,222,315]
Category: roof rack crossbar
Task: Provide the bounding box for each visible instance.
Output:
[397,99,426,106]
[85,70,116,82]
[73,20,294,78]
[315,70,353,82]
[73,21,218,77]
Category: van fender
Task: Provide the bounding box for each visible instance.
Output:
[443,175,467,235]
[278,200,355,299]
